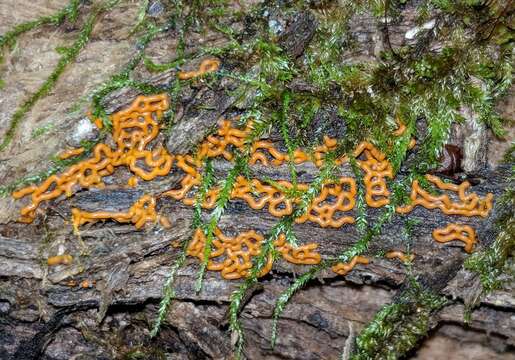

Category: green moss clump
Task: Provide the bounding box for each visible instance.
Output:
[464,146,515,295]
[352,279,447,360]
[465,215,514,293]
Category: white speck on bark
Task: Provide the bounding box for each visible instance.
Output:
[405,19,436,40]
[268,19,284,34]
[460,106,488,174]
[68,117,98,147]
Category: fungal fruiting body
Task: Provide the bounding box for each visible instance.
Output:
[432,224,476,253]
[396,174,493,217]
[332,256,370,276]
[12,95,496,281]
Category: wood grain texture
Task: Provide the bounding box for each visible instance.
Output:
[0,1,513,359]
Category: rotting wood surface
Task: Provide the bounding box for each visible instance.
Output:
[0,1,514,359]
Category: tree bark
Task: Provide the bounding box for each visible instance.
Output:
[0,1,513,359]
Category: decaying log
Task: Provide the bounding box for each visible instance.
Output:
[0,1,514,360]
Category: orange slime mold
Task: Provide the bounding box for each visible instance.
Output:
[187,228,321,280]
[432,223,476,253]
[296,177,356,227]
[354,142,393,208]
[72,194,158,232]
[187,227,273,280]
[393,118,406,136]
[159,215,172,229]
[13,94,171,223]
[47,254,73,266]
[178,58,221,80]
[127,176,139,187]
[274,234,321,265]
[58,147,85,160]
[80,279,95,288]
[332,256,369,275]
[13,101,496,281]
[397,175,493,217]
[385,250,415,263]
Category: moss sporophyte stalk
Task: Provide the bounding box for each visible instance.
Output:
[2,0,512,358]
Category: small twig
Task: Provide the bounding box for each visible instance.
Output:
[479,0,513,43]
[341,321,356,360]
[384,0,402,62]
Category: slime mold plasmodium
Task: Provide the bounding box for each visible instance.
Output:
[12,94,495,279]
[187,228,321,280]
[47,254,73,266]
[332,256,370,275]
[71,194,158,233]
[13,94,171,223]
[396,174,493,217]
[58,147,85,160]
[178,58,221,80]
[386,251,415,263]
[432,223,476,253]
[173,175,357,228]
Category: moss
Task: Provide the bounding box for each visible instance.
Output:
[465,215,515,292]
[352,279,447,360]
[0,0,81,68]
[195,154,248,291]
[143,56,184,73]
[2,0,513,358]
[121,346,166,360]
[30,123,55,139]
[0,1,113,152]
[464,148,515,295]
